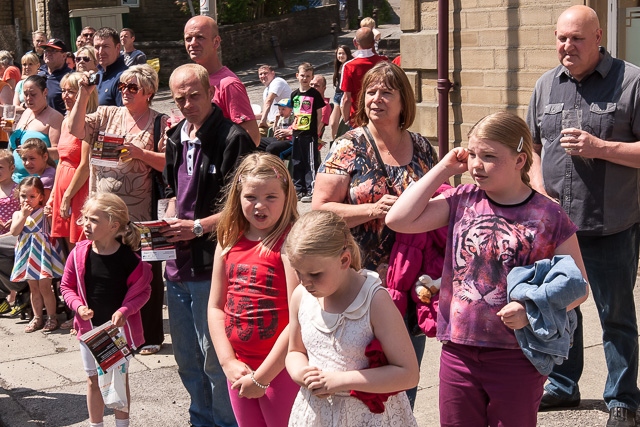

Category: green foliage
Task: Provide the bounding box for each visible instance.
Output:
[364,0,393,25]
[174,0,308,23]
[217,0,309,24]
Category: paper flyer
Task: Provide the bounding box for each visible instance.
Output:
[134,219,177,261]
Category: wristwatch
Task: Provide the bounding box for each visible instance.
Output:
[192,219,204,237]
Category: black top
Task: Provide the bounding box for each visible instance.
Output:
[84,244,139,325]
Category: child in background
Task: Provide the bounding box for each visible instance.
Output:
[61,193,152,427]
[19,138,56,202]
[330,45,353,140]
[208,153,299,427]
[285,210,419,426]
[360,17,382,53]
[309,75,332,140]
[0,150,19,235]
[260,99,295,156]
[386,112,589,426]
[0,150,20,313]
[289,62,325,201]
[10,176,66,332]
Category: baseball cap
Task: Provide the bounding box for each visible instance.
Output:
[277,99,292,109]
[43,39,67,51]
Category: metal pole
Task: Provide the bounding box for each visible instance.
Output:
[436,0,453,157]
[200,0,209,16]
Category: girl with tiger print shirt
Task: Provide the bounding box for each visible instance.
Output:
[386,112,589,427]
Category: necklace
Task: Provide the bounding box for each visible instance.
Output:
[125,109,150,134]
[382,131,405,156]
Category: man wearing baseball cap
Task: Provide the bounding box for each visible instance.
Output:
[37,38,72,114]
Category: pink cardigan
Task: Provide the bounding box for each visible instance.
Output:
[60,240,152,349]
[386,183,450,337]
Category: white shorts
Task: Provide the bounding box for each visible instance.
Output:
[79,343,129,377]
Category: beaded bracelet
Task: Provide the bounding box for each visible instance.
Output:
[250,372,270,389]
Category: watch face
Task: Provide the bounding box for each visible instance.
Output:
[193,221,203,236]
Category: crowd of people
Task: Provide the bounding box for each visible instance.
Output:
[0,4,638,427]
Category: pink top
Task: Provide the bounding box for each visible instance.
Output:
[0,183,18,234]
[60,240,152,348]
[209,66,256,124]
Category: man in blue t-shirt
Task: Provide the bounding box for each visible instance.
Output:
[94,27,127,106]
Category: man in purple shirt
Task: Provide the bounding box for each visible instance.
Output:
[161,63,254,427]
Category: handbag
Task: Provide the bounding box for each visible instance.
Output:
[151,114,169,220]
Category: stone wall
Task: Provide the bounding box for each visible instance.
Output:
[219,5,340,69]
[401,0,579,151]
[138,5,340,84]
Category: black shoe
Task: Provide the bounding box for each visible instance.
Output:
[296,191,307,201]
[538,391,581,411]
[607,407,637,427]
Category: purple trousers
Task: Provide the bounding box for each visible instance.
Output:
[439,342,546,427]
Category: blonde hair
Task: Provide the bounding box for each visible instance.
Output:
[467,111,534,187]
[81,193,141,250]
[360,17,376,29]
[217,153,298,256]
[169,63,210,96]
[284,210,361,270]
[76,46,97,62]
[0,149,14,166]
[354,62,416,131]
[21,52,40,67]
[120,64,159,103]
[61,72,98,113]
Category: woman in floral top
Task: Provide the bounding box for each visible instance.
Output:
[312,62,437,273]
[311,62,437,408]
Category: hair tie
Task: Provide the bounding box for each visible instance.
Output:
[272,167,286,183]
[517,137,524,153]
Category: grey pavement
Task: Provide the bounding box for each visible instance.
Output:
[1,17,637,427]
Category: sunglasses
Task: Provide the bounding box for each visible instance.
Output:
[117,82,140,94]
[75,56,91,63]
[82,33,94,38]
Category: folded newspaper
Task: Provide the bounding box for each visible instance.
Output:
[134,219,177,261]
[79,321,133,373]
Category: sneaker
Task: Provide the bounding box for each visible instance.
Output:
[0,298,10,315]
[296,191,307,201]
[8,300,29,318]
[300,194,313,203]
[25,316,44,333]
[607,407,637,427]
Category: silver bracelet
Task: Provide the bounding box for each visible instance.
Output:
[250,372,269,389]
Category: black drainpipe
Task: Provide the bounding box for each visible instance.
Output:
[437,0,453,157]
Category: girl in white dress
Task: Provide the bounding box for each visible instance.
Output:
[284,210,419,426]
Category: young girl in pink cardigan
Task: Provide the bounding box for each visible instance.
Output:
[61,193,151,427]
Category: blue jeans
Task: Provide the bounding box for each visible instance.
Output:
[166,280,237,427]
[545,224,640,411]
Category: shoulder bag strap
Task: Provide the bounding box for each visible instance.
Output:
[362,125,396,195]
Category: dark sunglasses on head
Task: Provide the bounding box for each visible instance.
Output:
[117,82,140,94]
[75,56,91,63]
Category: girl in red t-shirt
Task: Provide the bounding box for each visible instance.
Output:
[209,152,299,427]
